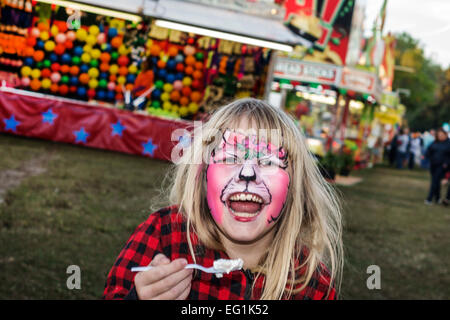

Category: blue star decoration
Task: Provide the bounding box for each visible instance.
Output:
[111,120,125,137]
[73,127,89,144]
[41,108,58,125]
[3,115,20,132]
[142,139,158,157]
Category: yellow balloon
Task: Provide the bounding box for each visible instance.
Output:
[128,64,138,74]
[109,64,119,75]
[188,102,199,114]
[163,101,171,110]
[41,78,51,89]
[83,44,92,53]
[91,49,101,60]
[179,106,189,117]
[81,53,91,64]
[163,83,173,92]
[76,28,88,41]
[44,40,55,52]
[171,104,179,113]
[161,92,170,102]
[88,68,99,78]
[39,31,49,41]
[117,76,126,85]
[50,25,59,37]
[31,69,41,79]
[88,79,98,89]
[21,66,31,77]
[117,44,128,56]
[86,35,97,46]
[88,25,100,36]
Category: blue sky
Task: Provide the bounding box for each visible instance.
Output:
[363,0,450,68]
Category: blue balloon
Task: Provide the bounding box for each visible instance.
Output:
[80,64,89,73]
[151,88,162,99]
[107,27,118,39]
[61,53,71,64]
[24,57,34,67]
[157,69,167,80]
[97,90,106,100]
[107,90,115,100]
[175,72,184,81]
[166,59,176,70]
[126,74,136,83]
[49,53,58,63]
[70,76,78,86]
[36,40,44,50]
[73,46,84,56]
[101,43,112,52]
[100,72,108,79]
[166,73,175,83]
[77,87,87,97]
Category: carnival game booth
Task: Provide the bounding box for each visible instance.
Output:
[0,0,306,159]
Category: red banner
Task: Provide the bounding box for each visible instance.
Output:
[0,89,192,161]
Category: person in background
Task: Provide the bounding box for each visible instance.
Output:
[424,128,450,205]
[388,130,399,167]
[421,130,435,169]
[132,58,155,110]
[396,127,410,169]
[408,132,422,170]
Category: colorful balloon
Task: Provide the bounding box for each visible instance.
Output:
[31,69,41,79]
[88,68,99,78]
[86,34,97,46]
[39,31,50,41]
[21,77,30,86]
[55,33,66,44]
[188,102,199,114]
[182,77,192,87]
[163,83,173,92]
[50,72,61,83]
[41,78,51,89]
[30,79,41,91]
[88,79,98,89]
[66,31,76,41]
[76,28,88,41]
[21,66,32,77]
[81,53,91,64]
[33,50,45,62]
[173,80,183,91]
[89,25,100,36]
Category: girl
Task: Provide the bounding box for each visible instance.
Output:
[103,98,343,300]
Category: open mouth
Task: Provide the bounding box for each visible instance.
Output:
[226,192,264,220]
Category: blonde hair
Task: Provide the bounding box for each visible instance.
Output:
[168,98,343,300]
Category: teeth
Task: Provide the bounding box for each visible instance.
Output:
[233,211,258,218]
[229,193,263,203]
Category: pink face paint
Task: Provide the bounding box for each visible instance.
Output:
[206,130,290,235]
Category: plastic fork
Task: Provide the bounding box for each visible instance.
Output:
[131,264,224,274]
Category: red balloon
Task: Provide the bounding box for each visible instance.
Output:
[117,55,129,67]
[64,40,73,50]
[191,79,202,90]
[87,89,96,99]
[69,85,77,93]
[181,86,191,97]
[41,68,51,78]
[54,44,66,55]
[59,84,69,95]
[175,63,184,72]
[51,63,61,72]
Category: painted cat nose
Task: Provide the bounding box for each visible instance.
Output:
[235,163,262,184]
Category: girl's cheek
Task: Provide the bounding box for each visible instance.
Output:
[206,164,235,225]
[263,169,290,224]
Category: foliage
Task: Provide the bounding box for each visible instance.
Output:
[392,32,445,131]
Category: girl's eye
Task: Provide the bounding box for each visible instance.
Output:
[258,159,274,166]
[224,157,238,164]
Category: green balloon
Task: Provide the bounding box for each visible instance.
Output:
[195,52,204,60]
[151,100,161,108]
[155,80,164,89]
[98,79,107,88]
[90,59,99,68]
[111,51,119,61]
[43,60,51,68]
[61,75,69,84]
[72,56,80,65]
[36,61,43,69]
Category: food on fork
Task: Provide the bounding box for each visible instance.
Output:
[213,258,244,278]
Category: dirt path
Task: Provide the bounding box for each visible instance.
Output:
[0,153,52,205]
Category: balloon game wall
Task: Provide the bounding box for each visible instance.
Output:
[1,1,272,120]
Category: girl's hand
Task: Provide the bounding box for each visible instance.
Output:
[134,254,193,300]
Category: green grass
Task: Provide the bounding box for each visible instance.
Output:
[0,133,449,299]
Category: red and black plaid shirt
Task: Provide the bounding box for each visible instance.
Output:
[102,205,336,300]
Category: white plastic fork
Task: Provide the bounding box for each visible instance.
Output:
[131,264,223,274]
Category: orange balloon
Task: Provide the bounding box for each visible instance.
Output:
[185,55,195,66]
[150,44,161,56]
[190,91,202,102]
[109,74,117,82]
[60,65,70,74]
[54,44,65,55]
[79,73,90,84]
[100,52,110,63]
[100,63,109,73]
[69,66,79,76]
[194,61,203,70]
[157,60,166,69]
[37,22,49,31]
[41,68,51,78]
[119,66,128,76]
[50,83,59,93]
[184,66,194,75]
[170,90,181,102]
[125,83,134,91]
[111,36,122,48]
[179,96,189,106]
[193,70,203,80]
[168,46,178,57]
[115,84,123,93]
[33,50,45,62]
[30,79,41,91]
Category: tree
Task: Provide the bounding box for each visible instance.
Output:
[392,32,445,131]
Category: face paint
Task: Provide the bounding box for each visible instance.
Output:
[206,129,290,242]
